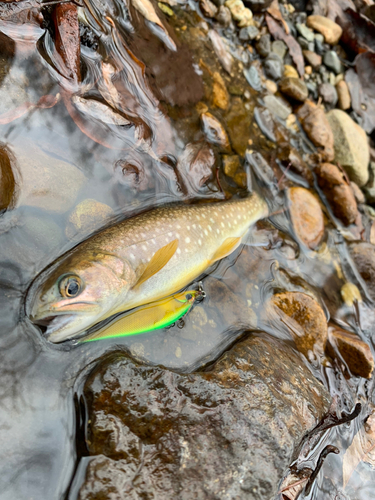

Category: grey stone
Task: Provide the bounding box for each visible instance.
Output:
[215,5,232,25]
[279,77,309,102]
[79,334,331,500]
[306,81,318,98]
[297,36,310,50]
[264,53,284,80]
[239,25,259,40]
[271,40,287,59]
[244,65,262,91]
[323,50,344,74]
[256,33,271,57]
[296,23,315,42]
[318,82,338,106]
[264,94,292,119]
[315,37,325,55]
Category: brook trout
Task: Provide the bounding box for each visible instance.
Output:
[26,192,268,342]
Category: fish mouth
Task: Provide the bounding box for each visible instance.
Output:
[33,313,79,340]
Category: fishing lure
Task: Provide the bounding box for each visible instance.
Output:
[81,288,205,342]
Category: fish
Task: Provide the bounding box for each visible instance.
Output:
[26,192,268,343]
[81,288,203,342]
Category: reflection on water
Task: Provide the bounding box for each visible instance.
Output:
[0,2,374,499]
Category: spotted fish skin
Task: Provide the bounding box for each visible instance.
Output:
[27,192,268,342]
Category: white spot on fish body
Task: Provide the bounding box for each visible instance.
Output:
[142,245,147,251]
[198,239,202,245]
[130,253,136,260]
[204,230,208,236]
[177,248,181,254]
[185,237,191,243]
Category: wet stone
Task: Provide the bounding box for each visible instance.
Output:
[212,71,230,110]
[271,40,287,60]
[284,64,299,79]
[65,199,114,241]
[224,0,253,27]
[303,50,322,69]
[323,51,343,75]
[264,53,284,80]
[306,15,342,45]
[215,5,232,25]
[239,25,259,40]
[288,186,325,250]
[264,94,292,120]
[201,112,231,152]
[296,23,315,42]
[270,292,328,356]
[222,154,241,178]
[225,97,251,156]
[244,64,262,91]
[0,144,16,212]
[199,0,218,17]
[336,80,351,111]
[348,242,375,301]
[14,141,86,214]
[79,334,331,500]
[326,109,370,187]
[297,100,334,162]
[318,83,338,107]
[279,77,308,102]
[315,163,358,226]
[243,0,273,11]
[328,325,374,379]
[256,33,271,58]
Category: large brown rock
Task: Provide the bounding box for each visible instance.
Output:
[288,186,325,250]
[315,162,358,226]
[297,100,334,162]
[79,334,330,500]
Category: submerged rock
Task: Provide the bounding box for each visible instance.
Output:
[328,325,374,379]
[0,144,16,212]
[270,292,328,357]
[65,199,114,241]
[288,186,325,250]
[12,141,86,214]
[79,333,330,500]
[315,162,358,226]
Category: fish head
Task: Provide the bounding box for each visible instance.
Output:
[26,250,136,343]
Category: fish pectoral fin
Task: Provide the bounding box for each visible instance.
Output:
[133,238,179,289]
[210,237,242,264]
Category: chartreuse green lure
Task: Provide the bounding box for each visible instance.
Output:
[81,289,202,342]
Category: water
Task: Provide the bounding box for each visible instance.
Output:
[0,3,374,499]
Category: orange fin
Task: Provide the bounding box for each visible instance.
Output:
[133,239,179,288]
[210,237,242,263]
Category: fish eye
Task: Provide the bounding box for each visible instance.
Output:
[59,276,83,298]
[185,293,193,301]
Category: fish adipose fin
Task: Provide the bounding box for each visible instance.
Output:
[210,236,242,264]
[133,238,179,288]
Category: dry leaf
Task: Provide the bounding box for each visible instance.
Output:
[343,408,375,487]
[267,0,290,34]
[265,14,304,77]
[72,96,131,126]
[130,0,176,50]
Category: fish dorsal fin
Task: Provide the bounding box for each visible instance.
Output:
[133,239,179,289]
[210,237,242,264]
